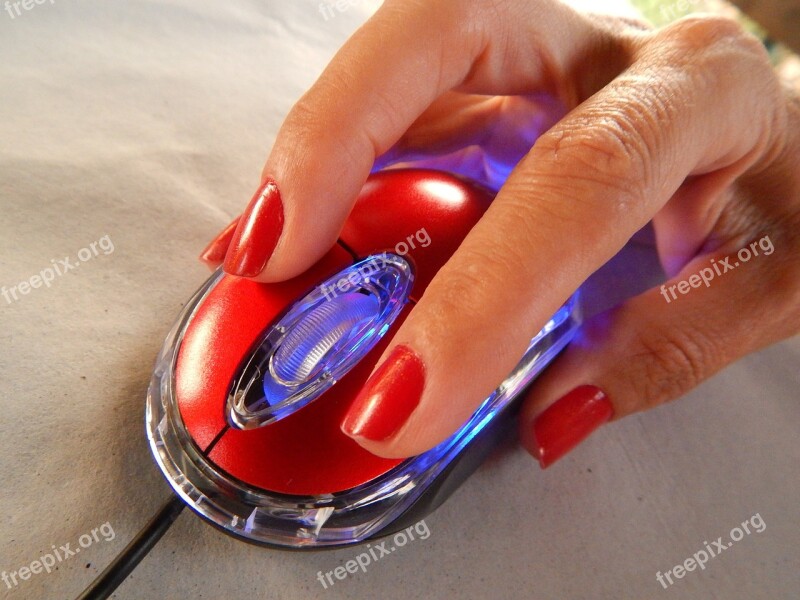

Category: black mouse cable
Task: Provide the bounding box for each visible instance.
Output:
[75,494,185,600]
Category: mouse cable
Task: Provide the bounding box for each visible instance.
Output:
[75,493,185,600]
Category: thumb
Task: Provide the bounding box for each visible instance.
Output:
[519,236,796,468]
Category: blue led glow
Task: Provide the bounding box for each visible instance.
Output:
[271,292,380,384]
[149,260,582,548]
[387,292,581,477]
[227,254,414,430]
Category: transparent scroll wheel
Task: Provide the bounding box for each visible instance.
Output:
[269,292,380,385]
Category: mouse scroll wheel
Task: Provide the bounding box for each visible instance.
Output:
[226,253,414,430]
[270,292,380,385]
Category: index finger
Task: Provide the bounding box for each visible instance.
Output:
[340,16,787,457]
[222,0,622,280]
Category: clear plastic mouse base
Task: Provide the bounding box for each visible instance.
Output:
[146,268,581,548]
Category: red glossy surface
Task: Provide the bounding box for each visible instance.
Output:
[208,311,408,496]
[341,344,425,442]
[530,385,613,469]
[340,169,494,295]
[224,178,284,277]
[199,215,241,268]
[177,170,493,494]
[175,246,352,451]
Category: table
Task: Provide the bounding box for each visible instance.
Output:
[1,2,797,599]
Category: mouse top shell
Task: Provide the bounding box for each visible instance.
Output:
[174,169,494,496]
[147,168,580,548]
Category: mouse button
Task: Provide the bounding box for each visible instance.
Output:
[175,245,353,451]
[206,306,411,496]
[227,253,413,430]
[339,169,493,294]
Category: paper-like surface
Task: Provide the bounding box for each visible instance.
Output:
[1,2,798,599]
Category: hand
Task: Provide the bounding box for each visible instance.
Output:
[200,0,800,467]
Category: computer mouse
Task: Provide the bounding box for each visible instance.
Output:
[146,168,581,549]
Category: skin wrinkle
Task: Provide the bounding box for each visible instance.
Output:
[533,119,651,223]
[648,21,793,276]
[491,178,612,281]
[657,175,737,271]
[460,0,505,90]
[630,321,719,411]
[660,20,777,170]
[221,0,800,459]
[414,10,794,449]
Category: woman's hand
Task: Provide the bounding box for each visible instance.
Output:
[200,0,800,467]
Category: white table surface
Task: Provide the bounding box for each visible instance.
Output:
[1,1,798,599]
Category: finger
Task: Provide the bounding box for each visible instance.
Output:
[199,216,240,269]
[203,95,542,261]
[375,93,566,189]
[519,232,800,468]
[223,0,626,281]
[340,16,787,458]
[375,93,564,165]
[374,93,507,169]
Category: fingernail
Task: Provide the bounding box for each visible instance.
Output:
[224,178,284,277]
[199,216,241,268]
[530,385,613,469]
[341,345,426,442]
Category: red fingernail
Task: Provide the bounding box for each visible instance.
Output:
[530,385,613,469]
[199,216,241,268]
[341,345,426,442]
[224,178,284,277]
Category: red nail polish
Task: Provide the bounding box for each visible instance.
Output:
[530,385,613,469]
[341,345,426,442]
[224,179,284,277]
[199,216,241,268]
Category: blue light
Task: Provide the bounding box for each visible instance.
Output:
[403,293,581,474]
[271,293,380,384]
[227,254,414,430]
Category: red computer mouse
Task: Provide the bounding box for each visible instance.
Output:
[146,169,580,549]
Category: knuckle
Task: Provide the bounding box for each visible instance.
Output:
[287,93,371,165]
[460,240,531,290]
[656,15,772,78]
[630,325,718,409]
[533,104,654,217]
[284,97,318,137]
[433,244,522,315]
[283,96,330,150]
[420,264,489,342]
[660,15,753,53]
[652,14,780,158]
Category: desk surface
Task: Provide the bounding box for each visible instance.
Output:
[1,2,798,599]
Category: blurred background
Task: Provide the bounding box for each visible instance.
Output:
[0,1,798,599]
